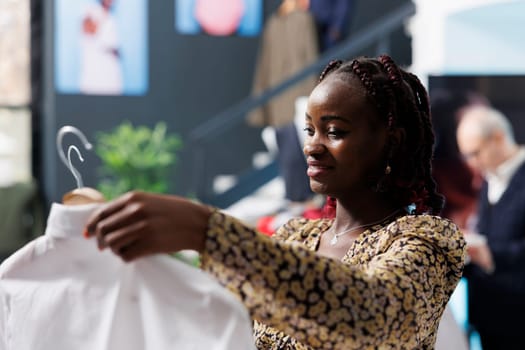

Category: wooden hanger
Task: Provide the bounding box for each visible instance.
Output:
[56,126,106,205]
[63,187,105,205]
[62,145,105,205]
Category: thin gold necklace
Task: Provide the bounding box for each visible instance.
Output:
[329,208,402,246]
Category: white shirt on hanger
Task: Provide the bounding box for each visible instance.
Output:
[0,203,255,350]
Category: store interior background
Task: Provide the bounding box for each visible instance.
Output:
[1,1,525,349]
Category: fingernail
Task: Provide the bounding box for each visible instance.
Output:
[83,230,90,238]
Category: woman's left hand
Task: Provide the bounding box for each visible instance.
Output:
[85,191,212,262]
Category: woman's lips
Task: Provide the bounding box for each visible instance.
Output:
[306,164,333,177]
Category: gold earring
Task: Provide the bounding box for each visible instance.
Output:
[385,165,392,175]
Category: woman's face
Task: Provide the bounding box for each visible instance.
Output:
[303,74,388,198]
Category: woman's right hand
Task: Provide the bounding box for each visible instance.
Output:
[85,191,212,262]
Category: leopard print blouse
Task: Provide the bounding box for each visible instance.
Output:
[200,212,466,349]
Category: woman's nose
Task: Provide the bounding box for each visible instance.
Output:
[303,138,324,156]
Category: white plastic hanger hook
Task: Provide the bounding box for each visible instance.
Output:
[56,126,93,170]
[67,145,85,189]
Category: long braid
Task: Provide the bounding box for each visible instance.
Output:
[319,60,343,83]
[318,55,444,215]
[403,71,444,214]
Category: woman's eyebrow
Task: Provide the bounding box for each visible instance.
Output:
[305,113,351,124]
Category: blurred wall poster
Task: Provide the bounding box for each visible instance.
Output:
[0,108,31,185]
[55,0,148,96]
[175,0,262,37]
[0,0,30,105]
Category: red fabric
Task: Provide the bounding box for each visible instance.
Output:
[433,158,480,228]
[256,196,333,236]
[303,208,324,219]
[256,215,275,236]
[322,196,336,218]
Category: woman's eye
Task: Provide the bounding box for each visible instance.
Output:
[327,129,347,139]
[303,127,314,136]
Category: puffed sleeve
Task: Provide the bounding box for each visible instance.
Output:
[200,211,465,349]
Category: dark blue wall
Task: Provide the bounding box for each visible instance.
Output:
[40,0,411,206]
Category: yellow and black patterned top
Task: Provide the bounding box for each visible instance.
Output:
[201,211,466,350]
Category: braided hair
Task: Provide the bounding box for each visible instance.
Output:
[320,56,444,215]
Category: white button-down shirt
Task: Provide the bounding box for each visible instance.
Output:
[0,203,255,350]
[486,146,525,204]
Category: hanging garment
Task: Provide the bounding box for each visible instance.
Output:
[247,9,318,128]
[0,203,254,350]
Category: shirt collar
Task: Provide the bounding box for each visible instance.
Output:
[486,146,525,184]
[45,203,102,239]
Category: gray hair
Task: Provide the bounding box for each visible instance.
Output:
[462,105,516,144]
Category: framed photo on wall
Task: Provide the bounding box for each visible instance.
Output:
[55,0,148,96]
[0,0,30,105]
[175,0,263,37]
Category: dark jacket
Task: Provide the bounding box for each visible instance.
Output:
[465,161,525,335]
[309,0,355,51]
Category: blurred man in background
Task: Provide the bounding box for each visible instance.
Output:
[456,105,525,350]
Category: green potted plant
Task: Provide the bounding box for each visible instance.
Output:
[96,121,200,266]
[95,121,182,200]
